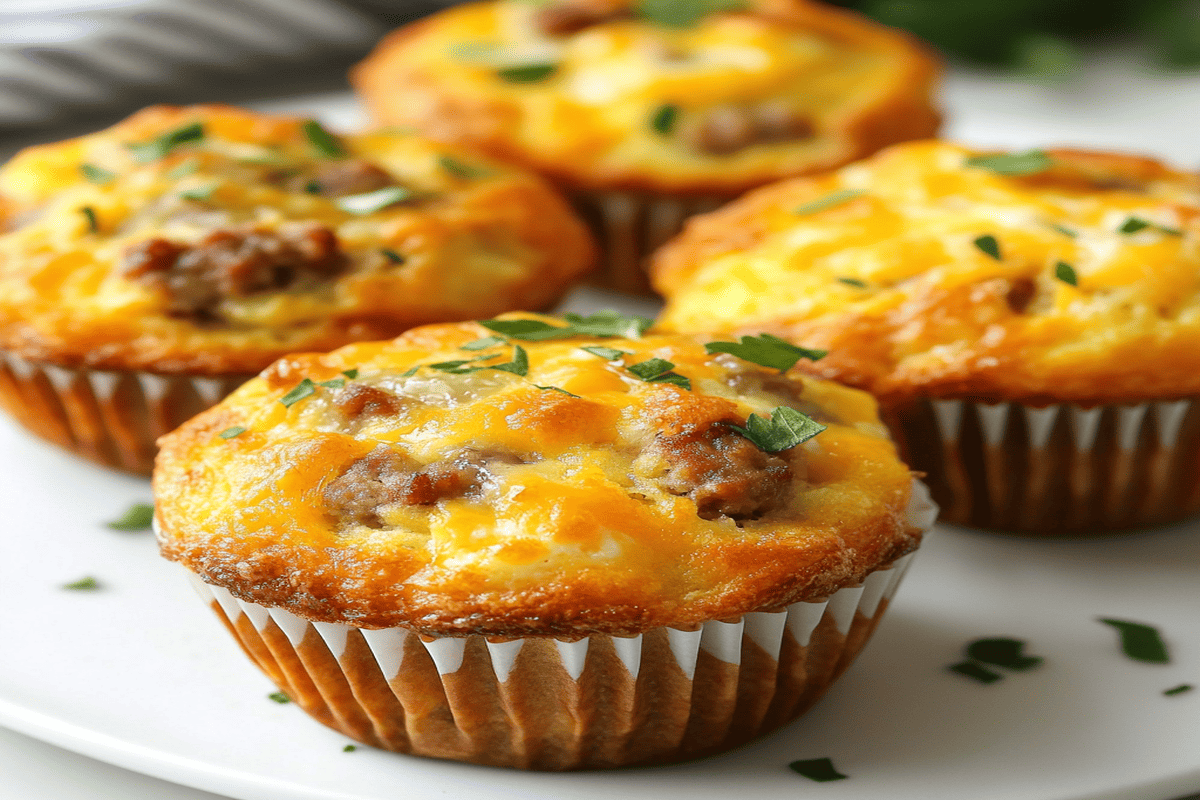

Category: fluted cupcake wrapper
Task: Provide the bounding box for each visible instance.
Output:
[572,192,727,295]
[0,350,250,475]
[891,397,1200,534]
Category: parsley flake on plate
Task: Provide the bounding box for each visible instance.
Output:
[1099,618,1170,664]
[948,660,1003,684]
[1164,684,1193,697]
[788,757,848,782]
[62,576,101,591]
[705,333,825,372]
[268,692,291,704]
[966,638,1044,671]
[107,503,154,531]
[731,407,825,453]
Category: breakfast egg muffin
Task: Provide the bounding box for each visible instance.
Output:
[0,104,594,473]
[351,0,941,292]
[653,140,1200,533]
[153,312,936,769]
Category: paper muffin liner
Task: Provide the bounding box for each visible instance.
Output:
[183,481,936,770]
[0,350,250,475]
[889,397,1200,534]
[571,191,728,295]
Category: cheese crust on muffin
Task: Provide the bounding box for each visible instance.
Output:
[351,0,941,196]
[653,141,1200,406]
[0,105,594,376]
[154,314,918,636]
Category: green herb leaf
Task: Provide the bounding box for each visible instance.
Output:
[438,154,488,179]
[793,189,864,216]
[461,336,506,351]
[166,158,200,180]
[63,576,101,591]
[974,234,1002,260]
[280,378,317,407]
[400,366,419,377]
[343,744,358,752]
[949,660,1003,684]
[965,638,1043,671]
[80,163,116,184]
[342,369,359,379]
[335,186,414,215]
[496,63,558,83]
[127,122,204,163]
[581,345,627,360]
[965,149,1054,176]
[704,333,825,372]
[108,503,154,531]
[180,182,219,202]
[637,0,745,28]
[303,180,322,194]
[731,406,825,453]
[788,757,848,782]
[218,426,247,440]
[627,358,691,390]
[302,120,347,158]
[268,691,291,704]
[536,384,580,397]
[319,378,346,389]
[486,345,529,376]
[478,318,568,341]
[80,206,98,233]
[1048,222,1077,238]
[1054,261,1078,286]
[837,276,868,288]
[1164,684,1193,696]
[381,248,406,264]
[650,103,679,135]
[1118,216,1150,234]
[561,309,653,338]
[1099,618,1170,664]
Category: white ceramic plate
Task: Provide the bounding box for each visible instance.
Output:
[0,283,1198,800]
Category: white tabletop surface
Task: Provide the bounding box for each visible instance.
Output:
[2,48,1200,800]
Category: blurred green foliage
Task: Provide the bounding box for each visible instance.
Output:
[826,0,1200,75]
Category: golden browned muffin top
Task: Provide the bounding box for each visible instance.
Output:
[351,0,940,195]
[654,141,1200,406]
[0,105,594,375]
[154,313,919,636]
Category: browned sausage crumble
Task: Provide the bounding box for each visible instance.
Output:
[684,105,816,156]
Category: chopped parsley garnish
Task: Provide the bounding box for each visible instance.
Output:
[461,336,506,351]
[107,503,154,531]
[966,638,1043,670]
[488,345,529,377]
[837,277,868,288]
[731,407,825,453]
[127,122,204,163]
[319,378,346,390]
[536,384,579,397]
[438,154,488,179]
[1118,216,1182,236]
[381,249,405,264]
[80,206,98,233]
[973,234,1002,260]
[428,355,497,373]
[1048,222,1078,238]
[63,576,101,591]
[949,660,1003,684]
[581,345,627,360]
[268,691,291,704]
[400,366,420,377]
[79,163,115,184]
[650,103,679,135]
[302,119,347,158]
[496,63,558,83]
[1164,684,1193,696]
[788,757,848,782]
[303,180,322,194]
[704,333,825,372]
[166,159,200,180]
[626,358,691,390]
[637,0,746,28]
[1099,618,1170,664]
[336,187,415,215]
[793,189,864,216]
[343,744,357,752]
[1054,261,1078,286]
[965,149,1054,176]
[479,310,651,341]
[279,378,317,407]
[180,182,219,202]
[342,369,359,379]
[218,426,246,440]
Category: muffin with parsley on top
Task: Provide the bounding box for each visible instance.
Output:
[351,0,941,292]
[0,104,593,474]
[653,140,1200,533]
[153,311,936,769]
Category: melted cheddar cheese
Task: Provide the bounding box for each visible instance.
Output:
[654,141,1200,405]
[0,105,594,375]
[153,315,918,635]
[351,0,940,195]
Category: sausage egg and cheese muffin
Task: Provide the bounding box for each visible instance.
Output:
[0,105,594,473]
[653,140,1200,533]
[153,311,935,769]
[352,0,941,291]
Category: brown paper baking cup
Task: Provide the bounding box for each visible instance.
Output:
[181,481,935,770]
[889,397,1200,534]
[0,351,250,475]
[571,192,726,295]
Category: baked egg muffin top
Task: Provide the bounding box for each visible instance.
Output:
[0,105,594,375]
[654,141,1200,405]
[351,0,940,195]
[154,312,918,636]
